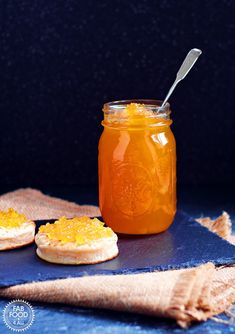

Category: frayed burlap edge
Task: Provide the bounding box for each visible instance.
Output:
[1,262,235,328]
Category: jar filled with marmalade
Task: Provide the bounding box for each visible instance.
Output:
[98,100,176,234]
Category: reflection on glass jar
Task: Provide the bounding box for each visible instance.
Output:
[98,100,176,234]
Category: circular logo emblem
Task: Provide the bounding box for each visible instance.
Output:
[3,299,35,332]
[113,164,153,216]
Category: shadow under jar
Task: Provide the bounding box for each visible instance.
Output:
[98,100,176,234]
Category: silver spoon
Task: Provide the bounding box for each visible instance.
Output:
[161,48,202,108]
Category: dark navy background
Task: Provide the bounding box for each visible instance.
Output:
[0,0,234,187]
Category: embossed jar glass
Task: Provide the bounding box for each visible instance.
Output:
[98,100,176,234]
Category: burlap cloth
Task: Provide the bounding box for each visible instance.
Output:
[0,188,100,219]
[0,188,235,328]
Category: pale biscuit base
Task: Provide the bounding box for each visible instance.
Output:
[0,221,36,250]
[35,233,119,265]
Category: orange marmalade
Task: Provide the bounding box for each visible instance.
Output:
[0,208,28,228]
[99,100,176,234]
[39,216,114,245]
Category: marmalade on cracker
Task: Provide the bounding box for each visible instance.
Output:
[0,208,28,228]
[39,216,114,245]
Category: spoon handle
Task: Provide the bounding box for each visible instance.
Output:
[161,48,202,107]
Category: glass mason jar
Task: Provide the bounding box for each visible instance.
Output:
[98,100,176,234]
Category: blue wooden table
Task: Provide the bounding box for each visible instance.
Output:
[0,185,234,334]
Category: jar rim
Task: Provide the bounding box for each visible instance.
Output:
[103,99,170,117]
